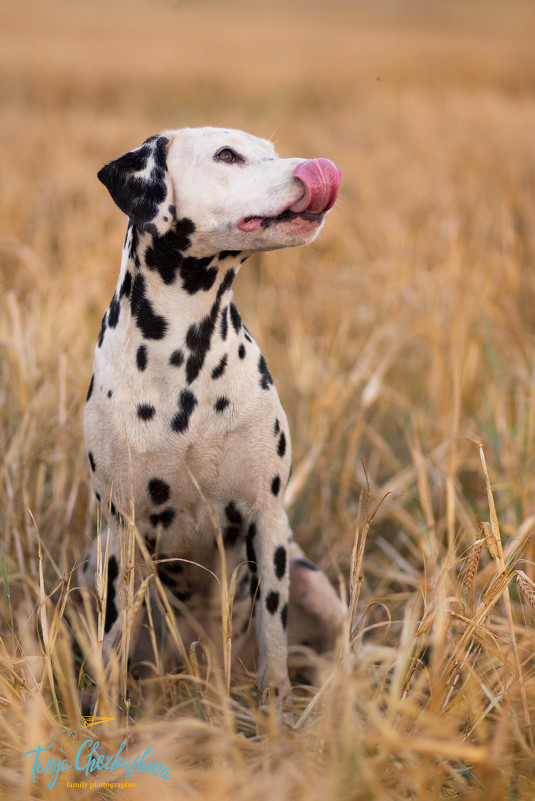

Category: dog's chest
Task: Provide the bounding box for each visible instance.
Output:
[83,268,290,541]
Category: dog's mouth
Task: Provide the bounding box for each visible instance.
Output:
[238,209,323,233]
[238,158,341,234]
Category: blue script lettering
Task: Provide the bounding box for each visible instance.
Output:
[74,738,101,775]
[125,748,170,780]
[25,733,171,785]
[23,744,71,789]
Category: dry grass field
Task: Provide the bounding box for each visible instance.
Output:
[2,0,535,798]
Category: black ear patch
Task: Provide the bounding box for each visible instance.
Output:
[98,135,172,235]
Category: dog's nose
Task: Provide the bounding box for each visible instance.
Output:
[290,159,342,215]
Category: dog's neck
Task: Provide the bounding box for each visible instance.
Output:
[120,218,247,309]
[104,219,250,382]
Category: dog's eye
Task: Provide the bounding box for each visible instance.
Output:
[215,148,242,164]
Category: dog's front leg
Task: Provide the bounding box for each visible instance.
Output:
[249,505,292,702]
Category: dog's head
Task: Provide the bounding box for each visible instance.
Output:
[98,127,341,255]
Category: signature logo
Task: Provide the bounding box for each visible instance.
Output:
[23,716,171,789]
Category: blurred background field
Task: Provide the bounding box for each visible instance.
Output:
[1,0,535,798]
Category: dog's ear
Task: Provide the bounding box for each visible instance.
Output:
[98,135,175,236]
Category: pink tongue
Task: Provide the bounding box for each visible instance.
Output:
[289,159,342,214]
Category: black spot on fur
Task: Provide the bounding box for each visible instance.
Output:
[86,374,94,402]
[180,256,218,294]
[186,311,216,352]
[137,403,156,421]
[120,270,132,298]
[144,218,210,288]
[108,503,126,527]
[97,311,107,348]
[138,219,198,288]
[271,475,281,496]
[211,354,227,379]
[238,343,246,359]
[266,591,280,615]
[246,522,257,570]
[149,507,176,529]
[95,492,101,503]
[130,273,168,340]
[220,306,229,341]
[219,250,241,259]
[258,355,273,390]
[274,546,287,579]
[148,478,171,506]
[277,432,286,458]
[107,389,113,398]
[250,574,260,600]
[281,602,288,630]
[244,326,253,343]
[225,501,242,525]
[185,352,205,384]
[185,295,222,383]
[215,396,230,412]
[186,304,218,351]
[171,389,198,433]
[104,555,119,633]
[274,418,280,435]
[157,559,189,597]
[88,451,96,472]
[145,229,184,285]
[130,225,141,268]
[218,268,235,296]
[143,218,194,279]
[229,302,241,335]
[104,298,118,335]
[223,527,240,547]
[145,222,159,239]
[169,349,184,368]
[136,344,148,371]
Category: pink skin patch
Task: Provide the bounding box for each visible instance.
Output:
[238,158,342,233]
[238,217,264,232]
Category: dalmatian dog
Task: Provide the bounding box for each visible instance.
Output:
[82,127,344,700]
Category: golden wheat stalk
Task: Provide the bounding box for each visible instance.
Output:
[515,570,535,617]
[479,445,532,745]
[481,521,499,560]
[33,516,60,719]
[347,464,384,639]
[460,537,485,607]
